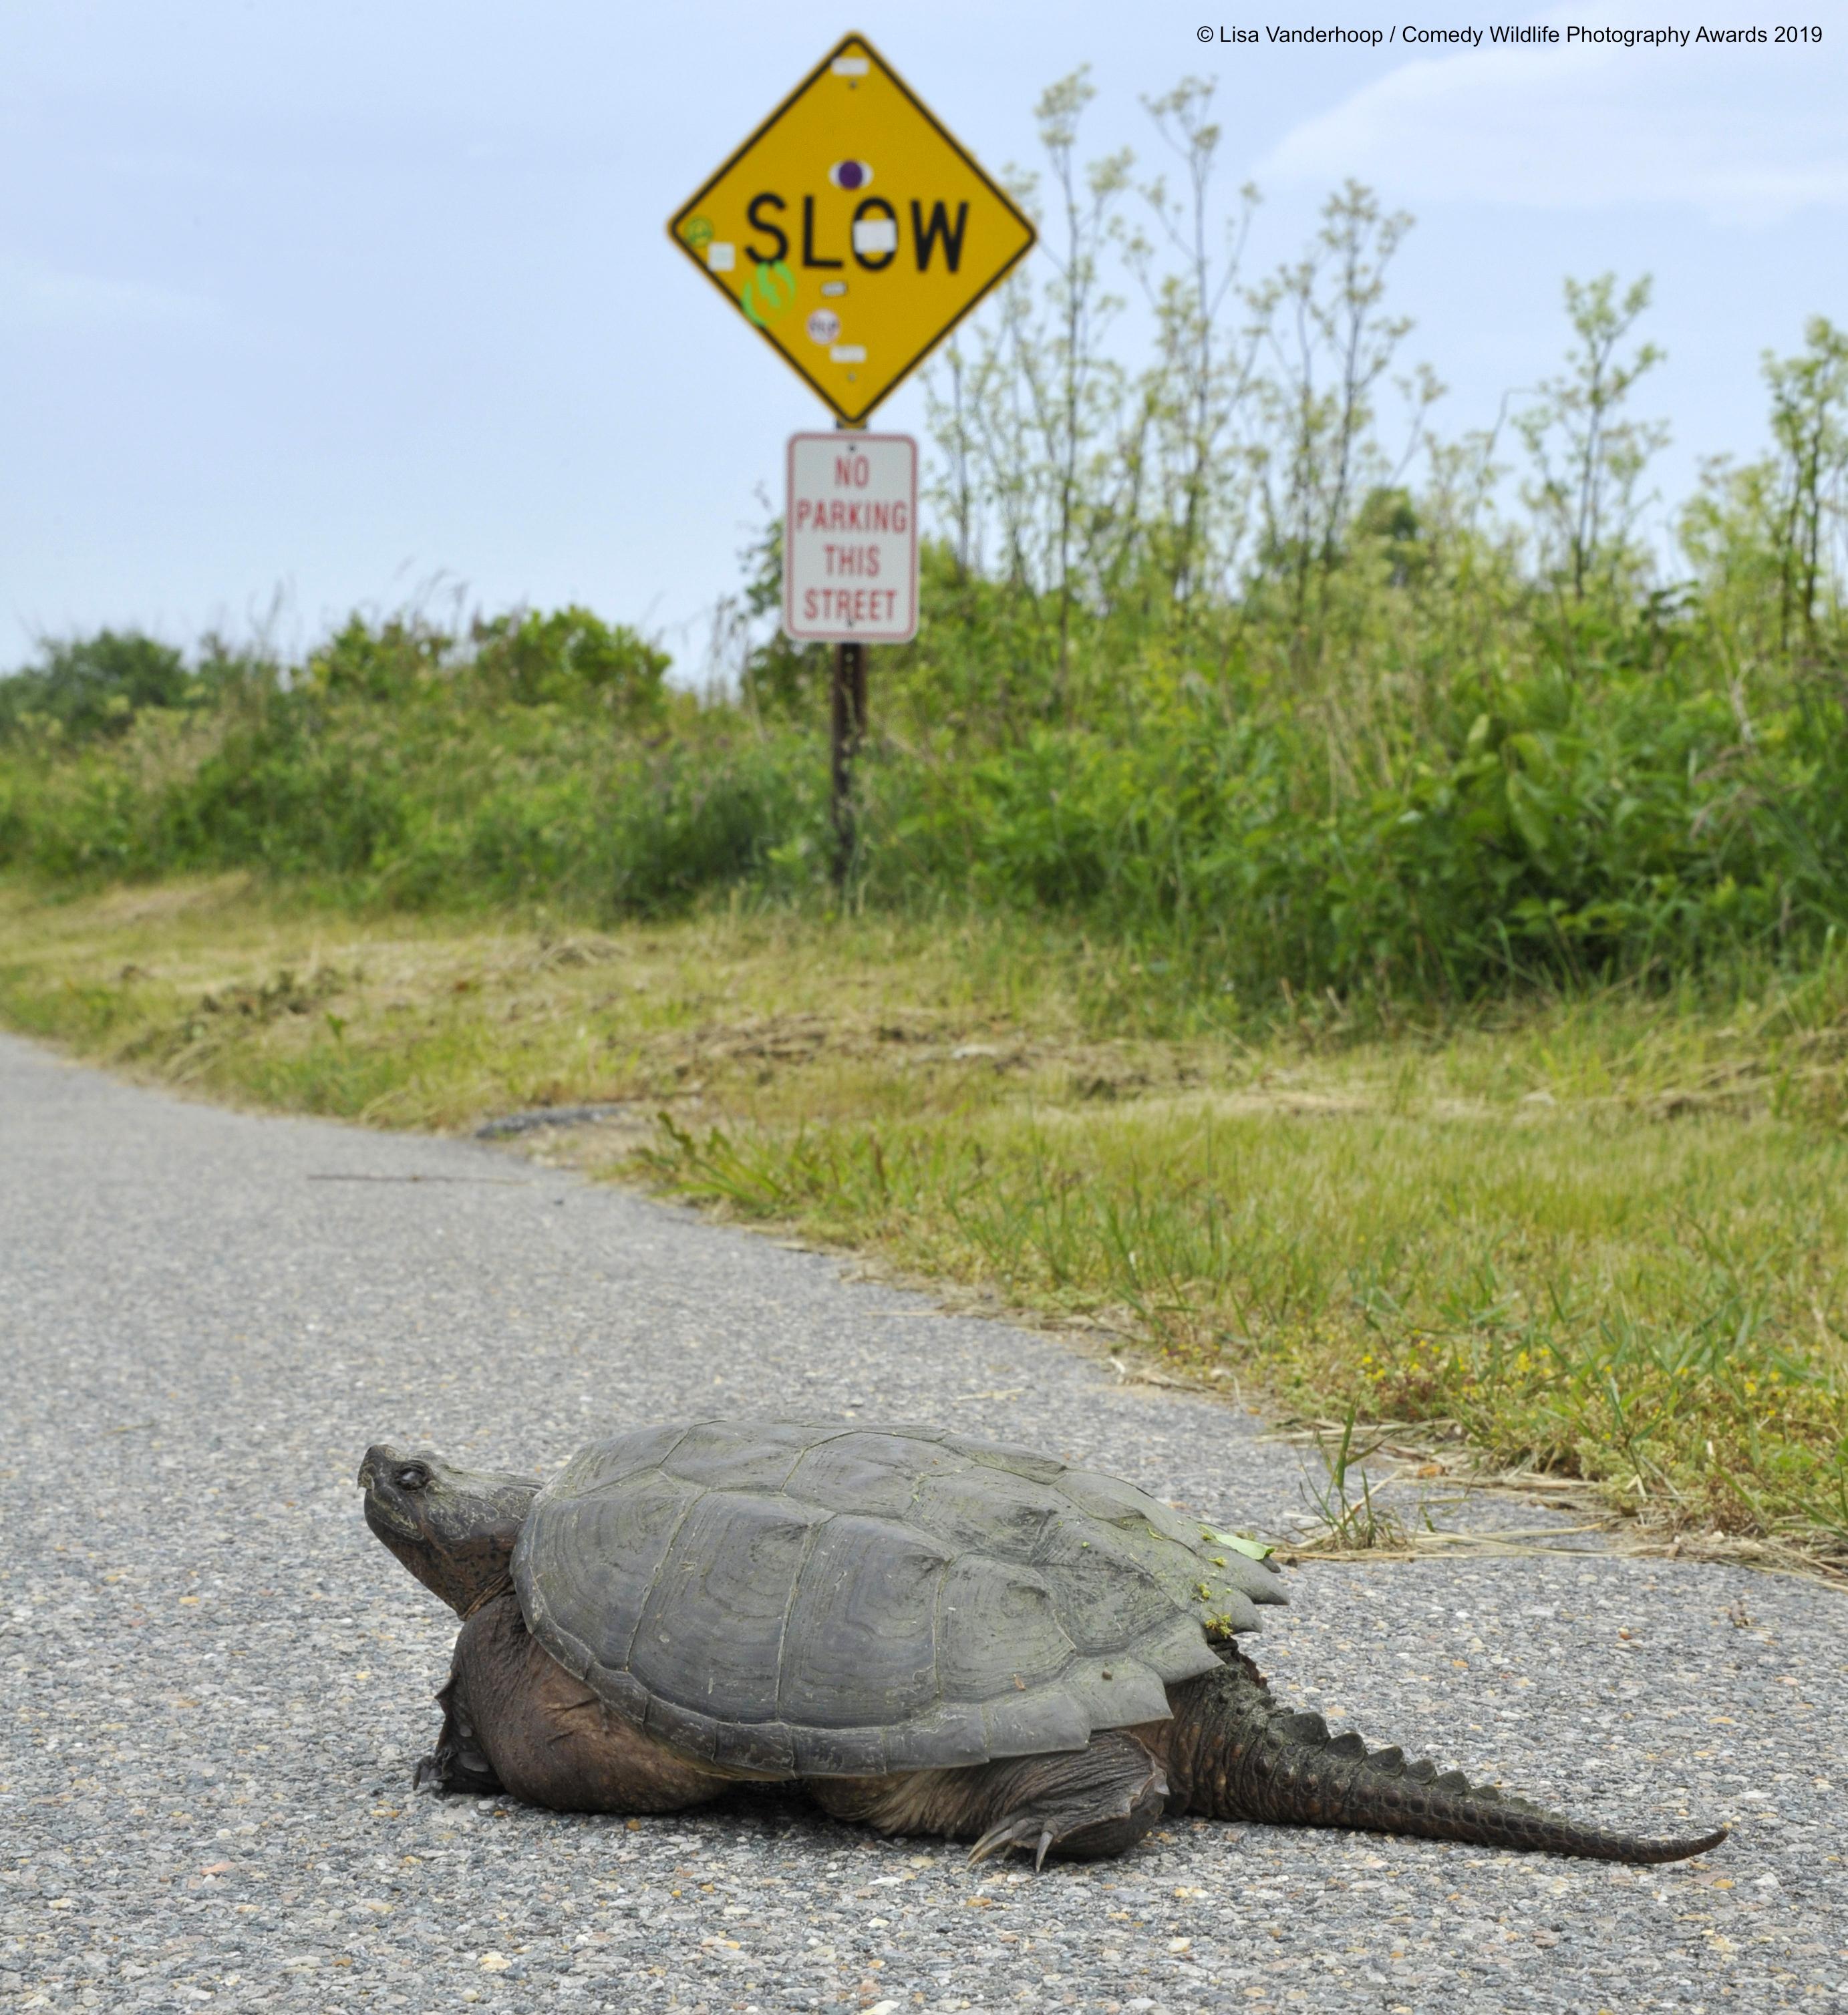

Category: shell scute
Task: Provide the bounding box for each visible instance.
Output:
[881,1701,989,1770]
[520,1470,696,1676]
[936,1556,1073,1700]
[981,1687,1092,1757]
[1031,1514,1183,1652]
[915,1466,1062,1559]
[785,1432,970,1517]
[955,1435,1068,1485]
[1138,1612,1227,1685]
[644,1692,726,1764]
[661,1418,821,1493]
[792,1724,890,1774]
[629,1491,826,1720]
[1061,1656,1171,1728]
[551,1420,694,1499]
[776,1514,945,1727]
[1056,1468,1202,1547]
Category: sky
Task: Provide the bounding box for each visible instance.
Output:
[3,0,1845,675]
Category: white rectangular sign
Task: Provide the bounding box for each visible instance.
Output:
[782,432,919,643]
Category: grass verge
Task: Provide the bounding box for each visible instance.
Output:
[3,873,1845,1570]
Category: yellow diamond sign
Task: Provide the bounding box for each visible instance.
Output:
[668,33,1036,426]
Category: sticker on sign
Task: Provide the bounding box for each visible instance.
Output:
[783,433,919,643]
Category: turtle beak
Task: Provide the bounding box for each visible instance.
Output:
[357,1443,398,1491]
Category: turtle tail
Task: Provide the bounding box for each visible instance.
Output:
[1163,1647,1726,1865]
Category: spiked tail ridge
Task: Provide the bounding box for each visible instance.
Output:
[1165,1650,1727,1866]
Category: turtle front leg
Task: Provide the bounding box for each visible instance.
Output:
[434,1591,739,1816]
[414,1669,505,1797]
[811,1730,1169,1869]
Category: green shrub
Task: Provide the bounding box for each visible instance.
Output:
[470,607,670,719]
[0,631,192,742]
[3,584,1845,1016]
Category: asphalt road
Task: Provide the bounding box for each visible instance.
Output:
[2,1029,1843,2015]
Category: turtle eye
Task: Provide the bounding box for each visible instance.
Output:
[394,1463,430,1491]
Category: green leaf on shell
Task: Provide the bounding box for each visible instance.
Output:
[1205,1527,1274,1560]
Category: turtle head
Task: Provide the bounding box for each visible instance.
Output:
[358,1444,540,1617]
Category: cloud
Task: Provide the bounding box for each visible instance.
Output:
[0,253,218,333]
[1255,5,1848,226]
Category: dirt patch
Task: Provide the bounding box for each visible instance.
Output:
[476,1098,708,1169]
[82,873,257,927]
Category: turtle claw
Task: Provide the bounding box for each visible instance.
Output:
[414,1738,502,1796]
[416,1678,504,1797]
[963,1737,1169,1871]
[967,1819,1058,1869]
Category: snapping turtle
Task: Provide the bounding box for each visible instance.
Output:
[359,1419,1726,1867]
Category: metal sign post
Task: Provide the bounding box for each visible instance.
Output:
[667,31,1035,890]
[829,419,866,894]
[831,639,866,889]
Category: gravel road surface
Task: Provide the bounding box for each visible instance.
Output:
[3,1030,1843,2014]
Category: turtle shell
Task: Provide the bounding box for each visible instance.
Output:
[512,1418,1285,1777]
